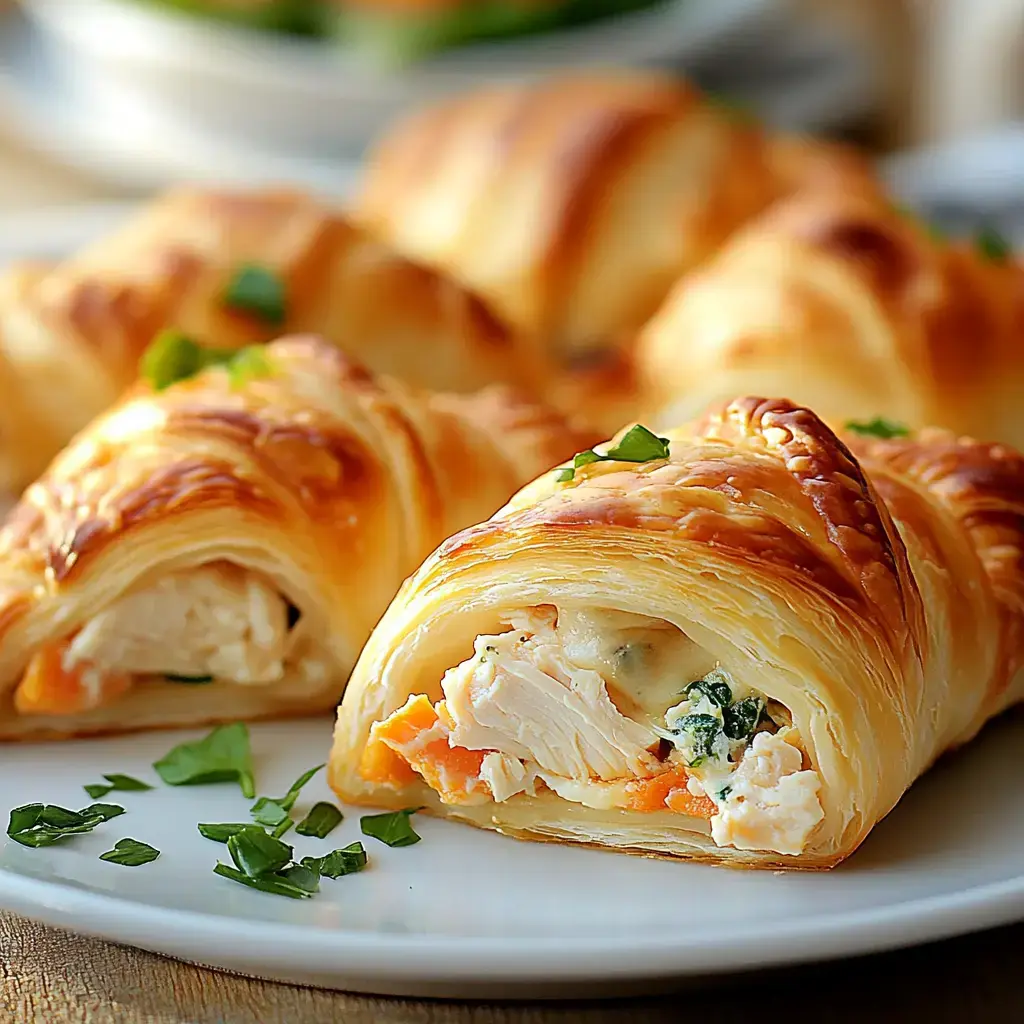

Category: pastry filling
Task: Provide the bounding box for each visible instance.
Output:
[11,563,328,716]
[361,606,824,856]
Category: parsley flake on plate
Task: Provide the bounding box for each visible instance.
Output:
[99,838,160,867]
[7,802,125,848]
[295,802,343,839]
[83,774,153,800]
[153,722,256,799]
[360,808,422,848]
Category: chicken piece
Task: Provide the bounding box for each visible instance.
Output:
[65,563,290,685]
[710,730,824,856]
[441,609,659,782]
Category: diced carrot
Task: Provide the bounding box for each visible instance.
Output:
[361,693,489,804]
[624,767,716,819]
[13,642,132,716]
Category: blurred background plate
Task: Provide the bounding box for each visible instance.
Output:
[0,0,878,195]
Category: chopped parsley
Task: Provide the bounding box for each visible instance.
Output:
[248,763,324,834]
[222,264,287,326]
[99,838,160,867]
[141,330,271,392]
[975,225,1011,263]
[153,722,256,799]
[302,842,368,879]
[227,828,292,878]
[250,798,290,828]
[83,774,153,800]
[198,822,265,844]
[7,802,125,848]
[360,808,422,848]
[555,424,670,483]
[295,802,343,839]
[845,417,910,440]
[213,863,313,900]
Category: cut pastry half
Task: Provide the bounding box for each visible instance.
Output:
[0,334,592,740]
[330,398,1024,868]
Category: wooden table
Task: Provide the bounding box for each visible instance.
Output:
[0,98,1022,1024]
[2,910,1022,1022]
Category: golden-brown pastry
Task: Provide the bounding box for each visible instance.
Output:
[328,396,1024,869]
[0,335,591,740]
[0,187,540,492]
[356,71,780,362]
[638,190,1024,448]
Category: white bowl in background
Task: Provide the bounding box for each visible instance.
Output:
[20,0,776,162]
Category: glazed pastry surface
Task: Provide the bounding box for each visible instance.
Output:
[329,396,1024,868]
[0,335,590,739]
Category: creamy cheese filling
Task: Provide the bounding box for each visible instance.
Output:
[373,605,825,856]
[13,562,329,717]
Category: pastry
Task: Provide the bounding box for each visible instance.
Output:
[0,334,590,739]
[329,397,1024,868]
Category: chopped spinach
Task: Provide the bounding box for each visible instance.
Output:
[684,678,732,708]
[675,714,722,765]
[723,697,765,741]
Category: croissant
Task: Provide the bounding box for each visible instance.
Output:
[0,335,591,740]
[637,190,1024,447]
[0,186,541,492]
[328,397,1024,869]
[356,71,781,363]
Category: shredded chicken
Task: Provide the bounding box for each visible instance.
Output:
[710,730,824,856]
[65,563,290,685]
[441,609,658,782]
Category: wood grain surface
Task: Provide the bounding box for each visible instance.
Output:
[1,911,1022,1024]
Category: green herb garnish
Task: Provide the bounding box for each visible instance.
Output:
[153,722,255,799]
[296,802,343,839]
[684,678,732,709]
[227,828,292,878]
[976,225,1012,263]
[302,842,368,879]
[213,863,313,900]
[717,785,733,801]
[83,774,153,800]
[278,863,320,894]
[248,763,324,833]
[723,697,765,741]
[250,798,290,828]
[845,417,910,440]
[99,838,161,867]
[197,822,265,844]
[141,331,271,393]
[6,802,125,848]
[222,264,287,326]
[555,424,670,483]
[360,808,422,848]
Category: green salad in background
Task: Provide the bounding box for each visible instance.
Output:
[128,0,668,63]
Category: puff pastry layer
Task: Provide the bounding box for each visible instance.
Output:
[638,190,1024,448]
[0,335,590,740]
[0,187,539,492]
[329,396,1024,868]
[357,71,780,362]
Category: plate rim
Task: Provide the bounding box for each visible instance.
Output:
[0,851,1022,987]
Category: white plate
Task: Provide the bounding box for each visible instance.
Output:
[0,204,1022,998]
[0,714,1022,998]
